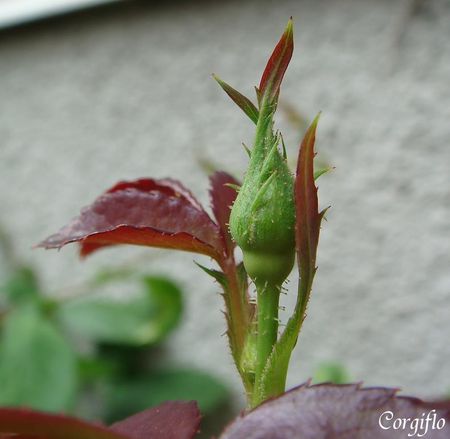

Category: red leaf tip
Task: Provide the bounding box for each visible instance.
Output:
[258,18,294,103]
[295,112,322,281]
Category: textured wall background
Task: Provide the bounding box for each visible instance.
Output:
[1,0,449,407]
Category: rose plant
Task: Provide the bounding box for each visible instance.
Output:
[0,19,448,439]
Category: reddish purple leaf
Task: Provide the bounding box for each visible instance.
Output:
[258,18,294,104]
[0,408,128,439]
[111,401,201,439]
[38,178,224,260]
[220,383,450,439]
[209,172,240,255]
[295,115,322,287]
[0,402,201,439]
[106,179,204,212]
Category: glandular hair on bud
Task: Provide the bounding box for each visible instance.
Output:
[230,116,295,286]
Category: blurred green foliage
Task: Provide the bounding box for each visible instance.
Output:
[0,304,77,411]
[58,275,183,346]
[312,362,350,385]
[0,227,229,423]
[104,369,229,423]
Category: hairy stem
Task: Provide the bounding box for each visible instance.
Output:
[252,280,281,406]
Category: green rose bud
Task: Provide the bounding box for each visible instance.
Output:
[230,122,295,286]
[229,19,295,286]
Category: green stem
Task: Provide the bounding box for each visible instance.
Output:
[252,280,281,406]
[251,269,317,408]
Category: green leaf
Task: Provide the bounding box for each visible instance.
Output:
[236,262,249,298]
[0,305,77,411]
[213,75,259,124]
[78,356,119,382]
[104,369,229,423]
[91,268,135,286]
[312,362,349,384]
[1,266,40,305]
[195,262,227,289]
[314,166,333,181]
[58,276,183,346]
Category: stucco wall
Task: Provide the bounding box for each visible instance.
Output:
[1,0,449,406]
